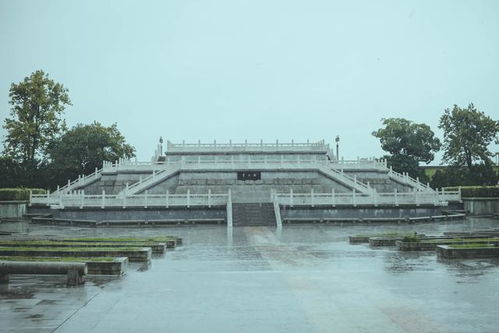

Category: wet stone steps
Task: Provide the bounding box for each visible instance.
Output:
[232,203,276,226]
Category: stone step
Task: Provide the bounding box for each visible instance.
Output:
[232,203,276,227]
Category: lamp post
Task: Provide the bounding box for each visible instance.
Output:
[335,135,340,161]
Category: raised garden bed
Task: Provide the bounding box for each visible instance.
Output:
[396,237,499,251]
[0,246,151,262]
[0,256,127,276]
[0,260,86,285]
[0,240,166,254]
[63,236,181,248]
[349,232,418,245]
[437,244,499,259]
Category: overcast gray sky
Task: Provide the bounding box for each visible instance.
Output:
[1,0,498,162]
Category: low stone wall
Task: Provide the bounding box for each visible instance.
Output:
[41,206,227,224]
[463,198,499,216]
[0,201,27,219]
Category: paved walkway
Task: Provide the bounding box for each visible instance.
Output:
[1,219,499,332]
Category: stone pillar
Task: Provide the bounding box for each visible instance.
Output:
[226,189,233,228]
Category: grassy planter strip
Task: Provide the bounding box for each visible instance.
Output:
[437,244,499,259]
[0,241,166,254]
[396,237,499,251]
[350,232,420,245]
[348,236,370,244]
[0,256,128,276]
[63,236,180,248]
[443,230,499,238]
[0,247,151,263]
[85,257,127,275]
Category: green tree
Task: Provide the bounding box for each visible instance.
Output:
[373,118,441,179]
[3,70,71,165]
[439,103,499,169]
[0,156,23,187]
[48,122,135,184]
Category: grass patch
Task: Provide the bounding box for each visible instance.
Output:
[0,256,115,262]
[63,236,177,242]
[0,246,147,252]
[354,232,417,238]
[401,234,422,243]
[423,237,499,244]
[448,243,498,249]
[0,240,163,247]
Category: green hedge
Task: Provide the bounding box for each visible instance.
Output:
[444,186,499,198]
[0,188,46,201]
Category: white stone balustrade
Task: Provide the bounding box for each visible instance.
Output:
[274,189,460,207]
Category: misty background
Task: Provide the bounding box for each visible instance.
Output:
[1,0,498,162]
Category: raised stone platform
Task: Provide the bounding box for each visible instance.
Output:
[28,139,461,226]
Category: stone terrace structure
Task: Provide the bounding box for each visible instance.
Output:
[30,140,461,227]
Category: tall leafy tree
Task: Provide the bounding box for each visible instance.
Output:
[49,122,135,184]
[3,70,71,165]
[439,103,499,170]
[0,156,23,188]
[372,118,441,179]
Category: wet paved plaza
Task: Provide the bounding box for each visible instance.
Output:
[1,218,499,332]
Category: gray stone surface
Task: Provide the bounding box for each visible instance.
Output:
[1,218,499,332]
[463,198,499,215]
[52,207,226,222]
[0,202,27,219]
[281,206,443,219]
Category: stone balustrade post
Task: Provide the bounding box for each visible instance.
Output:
[101,190,105,209]
[122,192,126,209]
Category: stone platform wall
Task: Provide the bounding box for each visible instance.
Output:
[0,201,27,219]
[280,205,443,220]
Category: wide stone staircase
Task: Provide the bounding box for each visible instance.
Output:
[232,203,276,226]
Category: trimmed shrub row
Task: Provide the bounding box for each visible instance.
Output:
[444,186,499,198]
[0,188,46,201]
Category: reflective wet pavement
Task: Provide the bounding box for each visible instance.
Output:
[1,218,499,332]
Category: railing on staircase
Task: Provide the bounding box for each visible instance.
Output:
[271,189,283,228]
[120,167,178,196]
[387,167,434,192]
[51,167,103,196]
[318,166,373,194]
